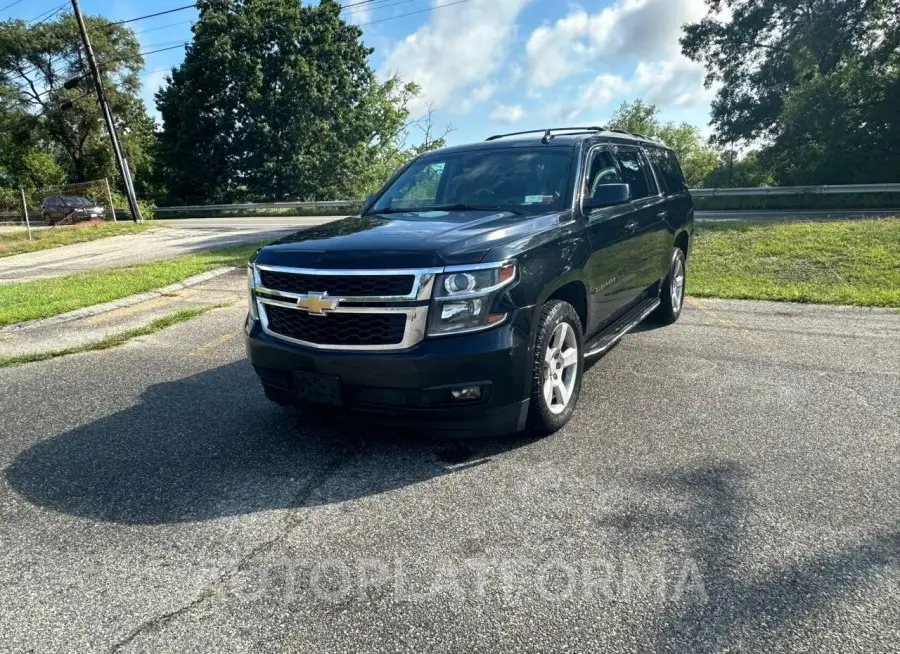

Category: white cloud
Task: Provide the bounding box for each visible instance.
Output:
[525,0,707,88]
[632,59,711,108]
[554,60,711,120]
[379,0,532,116]
[541,104,583,122]
[489,104,526,124]
[578,73,629,107]
[457,82,497,114]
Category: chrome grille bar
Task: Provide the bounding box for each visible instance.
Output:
[251,265,441,350]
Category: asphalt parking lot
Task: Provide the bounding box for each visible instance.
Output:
[1,298,898,652]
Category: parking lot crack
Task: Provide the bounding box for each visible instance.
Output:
[107,442,360,653]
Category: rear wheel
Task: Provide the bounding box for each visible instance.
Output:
[527,300,584,435]
[652,247,686,325]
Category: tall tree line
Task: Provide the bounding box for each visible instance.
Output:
[682,0,900,185]
[2,0,897,204]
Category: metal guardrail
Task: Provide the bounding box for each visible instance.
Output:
[690,183,900,197]
[151,183,900,214]
[153,200,362,213]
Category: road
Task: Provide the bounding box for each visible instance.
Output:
[4,209,896,283]
[0,222,331,283]
[155,207,899,231]
[1,298,898,652]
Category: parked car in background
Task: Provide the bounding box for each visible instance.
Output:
[245,125,694,436]
[41,196,106,225]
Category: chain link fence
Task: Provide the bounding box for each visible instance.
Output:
[22,179,117,226]
[1,179,120,230]
[0,187,27,226]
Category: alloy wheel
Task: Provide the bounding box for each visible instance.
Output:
[542,321,579,415]
[671,255,685,313]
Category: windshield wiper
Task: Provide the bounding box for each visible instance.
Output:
[374,203,528,215]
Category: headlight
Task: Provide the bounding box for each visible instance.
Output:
[428,261,516,336]
[247,265,259,320]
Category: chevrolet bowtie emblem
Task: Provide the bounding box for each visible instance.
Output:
[297,292,339,315]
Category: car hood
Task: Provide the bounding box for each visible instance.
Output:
[253,209,562,268]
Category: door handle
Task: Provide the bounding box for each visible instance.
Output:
[624,220,639,232]
[657,211,668,219]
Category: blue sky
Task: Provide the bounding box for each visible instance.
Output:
[6,0,716,145]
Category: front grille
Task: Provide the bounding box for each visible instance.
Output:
[264,305,407,346]
[259,270,414,297]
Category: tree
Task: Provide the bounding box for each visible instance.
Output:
[0,13,156,189]
[704,151,776,188]
[607,100,719,187]
[157,0,436,203]
[682,0,900,184]
[352,90,453,197]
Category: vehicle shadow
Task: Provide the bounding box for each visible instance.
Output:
[599,463,900,651]
[4,360,536,525]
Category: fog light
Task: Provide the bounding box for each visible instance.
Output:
[450,386,482,401]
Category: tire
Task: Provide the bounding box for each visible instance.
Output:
[652,247,686,325]
[263,384,294,406]
[526,300,585,435]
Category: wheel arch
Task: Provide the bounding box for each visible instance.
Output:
[542,279,589,334]
[673,229,690,259]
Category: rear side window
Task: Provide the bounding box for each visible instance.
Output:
[650,148,688,194]
[613,148,655,199]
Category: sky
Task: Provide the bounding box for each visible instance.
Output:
[5,0,718,145]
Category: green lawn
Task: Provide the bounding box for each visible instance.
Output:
[689,219,900,307]
[0,241,264,327]
[1,219,897,328]
[0,306,223,368]
[0,221,150,258]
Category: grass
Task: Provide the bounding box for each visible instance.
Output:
[0,241,264,327]
[689,219,900,307]
[0,221,150,257]
[0,306,223,368]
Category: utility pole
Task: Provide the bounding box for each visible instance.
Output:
[70,0,142,222]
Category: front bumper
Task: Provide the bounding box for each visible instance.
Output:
[245,307,536,437]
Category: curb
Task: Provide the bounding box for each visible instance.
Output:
[1,266,239,333]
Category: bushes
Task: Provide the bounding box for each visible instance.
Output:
[694,192,900,211]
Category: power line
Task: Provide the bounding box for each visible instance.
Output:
[137,0,413,51]
[110,3,195,26]
[345,0,422,16]
[359,0,473,26]
[141,0,471,51]
[27,3,66,26]
[0,0,27,14]
[134,19,193,35]
[140,43,189,57]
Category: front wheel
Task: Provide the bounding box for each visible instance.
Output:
[527,300,585,435]
[652,248,686,325]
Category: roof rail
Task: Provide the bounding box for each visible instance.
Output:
[485,126,607,142]
[606,128,652,140]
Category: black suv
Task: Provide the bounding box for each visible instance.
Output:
[246,126,693,436]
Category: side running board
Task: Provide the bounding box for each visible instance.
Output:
[584,298,660,359]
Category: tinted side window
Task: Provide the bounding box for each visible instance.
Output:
[613,148,653,200]
[585,150,622,198]
[650,148,688,194]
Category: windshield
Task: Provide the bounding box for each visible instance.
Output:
[368,148,572,215]
[61,196,92,207]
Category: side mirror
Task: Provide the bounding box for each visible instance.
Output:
[584,183,631,210]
